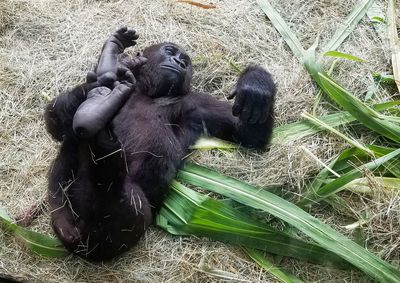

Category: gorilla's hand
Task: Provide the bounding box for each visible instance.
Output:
[52,214,81,245]
[112,26,139,49]
[88,54,147,89]
[228,66,276,124]
[119,52,148,72]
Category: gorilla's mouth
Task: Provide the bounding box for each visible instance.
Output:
[160,65,183,78]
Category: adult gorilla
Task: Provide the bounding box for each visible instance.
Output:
[45,27,276,261]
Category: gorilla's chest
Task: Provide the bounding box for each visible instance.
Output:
[112,95,187,158]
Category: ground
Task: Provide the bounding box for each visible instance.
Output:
[0,0,399,282]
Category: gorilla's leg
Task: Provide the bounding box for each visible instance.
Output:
[44,82,97,141]
[72,178,152,261]
[72,84,132,139]
[47,140,85,247]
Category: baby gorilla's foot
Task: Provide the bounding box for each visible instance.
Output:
[73,84,132,139]
[112,26,139,49]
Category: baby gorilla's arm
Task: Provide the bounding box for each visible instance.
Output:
[95,27,138,87]
[72,27,148,139]
[91,27,147,87]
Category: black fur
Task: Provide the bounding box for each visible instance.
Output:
[45,29,276,261]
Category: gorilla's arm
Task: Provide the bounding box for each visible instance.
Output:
[90,27,145,87]
[73,28,148,139]
[45,27,147,142]
[189,65,276,149]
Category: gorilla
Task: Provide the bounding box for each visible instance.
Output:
[44,27,276,261]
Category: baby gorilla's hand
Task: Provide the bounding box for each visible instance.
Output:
[228,66,276,124]
[53,215,81,245]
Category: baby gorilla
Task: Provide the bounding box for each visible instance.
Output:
[45,27,276,261]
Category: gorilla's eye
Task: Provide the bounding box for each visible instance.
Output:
[165,46,175,55]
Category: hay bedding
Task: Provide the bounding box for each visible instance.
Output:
[0,0,398,282]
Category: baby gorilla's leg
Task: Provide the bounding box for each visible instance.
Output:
[75,179,152,261]
[48,141,83,248]
[72,84,132,139]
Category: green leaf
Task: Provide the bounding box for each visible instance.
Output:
[322,0,376,53]
[373,73,396,85]
[299,148,400,205]
[301,112,373,155]
[304,144,400,203]
[371,16,385,23]
[367,3,386,41]
[178,162,400,283]
[0,207,15,223]
[272,101,400,144]
[244,248,304,283]
[318,72,400,143]
[158,181,348,267]
[14,227,70,258]
[256,0,305,59]
[191,136,237,150]
[191,101,400,149]
[387,0,400,92]
[0,206,69,258]
[324,51,365,62]
[343,177,400,193]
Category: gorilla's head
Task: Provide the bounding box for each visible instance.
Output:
[135,43,193,98]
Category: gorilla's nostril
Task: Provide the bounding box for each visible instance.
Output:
[179,61,186,68]
[172,57,185,68]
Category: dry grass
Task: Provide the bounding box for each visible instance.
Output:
[0,0,399,282]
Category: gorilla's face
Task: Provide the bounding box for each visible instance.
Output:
[137,43,193,98]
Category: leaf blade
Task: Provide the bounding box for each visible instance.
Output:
[178,163,400,283]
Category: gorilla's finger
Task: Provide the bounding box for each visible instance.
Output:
[133,56,148,67]
[260,105,271,123]
[113,81,121,88]
[121,81,134,89]
[260,97,273,123]
[116,67,135,84]
[86,71,97,83]
[118,53,132,68]
[249,104,262,124]
[117,66,130,76]
[98,71,117,87]
[239,98,254,122]
[115,82,132,94]
[123,56,147,70]
[232,92,245,116]
[126,29,139,40]
[124,70,136,84]
[117,26,128,33]
[249,95,266,124]
[227,90,236,100]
